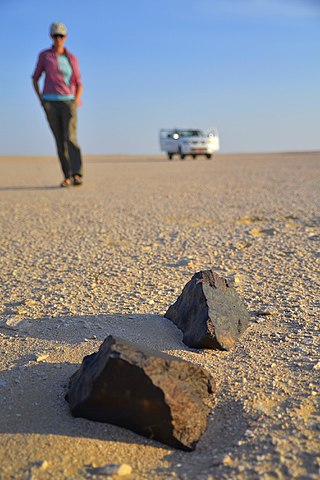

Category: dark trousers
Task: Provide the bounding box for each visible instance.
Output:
[43,100,83,179]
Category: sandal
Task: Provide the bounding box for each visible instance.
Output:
[60,177,73,188]
[72,174,83,186]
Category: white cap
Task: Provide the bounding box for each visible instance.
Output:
[50,22,67,36]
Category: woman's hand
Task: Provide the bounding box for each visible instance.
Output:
[75,85,83,107]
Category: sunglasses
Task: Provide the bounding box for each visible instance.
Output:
[53,34,65,38]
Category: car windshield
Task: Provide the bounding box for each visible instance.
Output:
[179,130,203,137]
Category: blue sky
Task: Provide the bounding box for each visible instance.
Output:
[0,0,319,155]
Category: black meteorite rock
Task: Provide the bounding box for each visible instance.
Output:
[165,269,250,350]
[66,335,215,450]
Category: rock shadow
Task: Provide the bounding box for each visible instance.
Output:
[0,361,170,449]
[0,359,246,458]
[1,314,190,352]
[157,399,248,477]
[0,314,226,450]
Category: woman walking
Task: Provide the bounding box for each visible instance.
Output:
[32,22,83,187]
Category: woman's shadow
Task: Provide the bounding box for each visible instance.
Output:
[0,185,60,191]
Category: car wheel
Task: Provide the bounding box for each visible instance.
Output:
[206,154,212,159]
[192,154,196,159]
[179,148,185,160]
[168,153,173,160]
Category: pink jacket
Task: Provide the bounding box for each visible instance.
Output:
[32,47,82,97]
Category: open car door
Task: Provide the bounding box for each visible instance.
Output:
[206,128,220,152]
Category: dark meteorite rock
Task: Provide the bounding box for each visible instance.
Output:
[66,335,215,450]
[165,269,250,350]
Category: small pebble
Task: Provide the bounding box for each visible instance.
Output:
[86,463,132,477]
[36,354,49,362]
[256,308,278,316]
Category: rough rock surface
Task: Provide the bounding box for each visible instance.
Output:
[66,335,215,450]
[165,269,250,350]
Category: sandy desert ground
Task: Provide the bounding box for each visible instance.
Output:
[0,152,319,480]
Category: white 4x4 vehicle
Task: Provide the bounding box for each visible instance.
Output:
[160,128,220,160]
